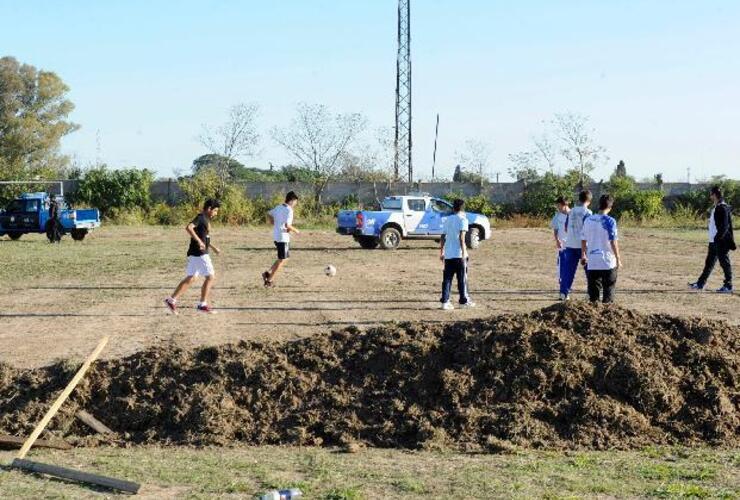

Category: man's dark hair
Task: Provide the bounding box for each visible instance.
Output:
[598,194,614,211]
[50,194,56,200]
[556,196,569,205]
[710,185,723,199]
[203,198,221,210]
[452,198,465,212]
[579,190,592,203]
[285,191,299,203]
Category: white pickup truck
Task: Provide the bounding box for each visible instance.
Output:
[336,195,492,250]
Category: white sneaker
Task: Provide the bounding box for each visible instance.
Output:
[440,302,454,310]
[461,302,476,309]
[559,293,569,301]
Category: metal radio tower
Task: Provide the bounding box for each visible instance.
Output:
[394,0,412,182]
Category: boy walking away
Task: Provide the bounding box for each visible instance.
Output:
[440,199,475,310]
[551,196,570,292]
[581,194,622,303]
[689,185,735,293]
[560,190,593,300]
[263,191,300,287]
[164,199,222,314]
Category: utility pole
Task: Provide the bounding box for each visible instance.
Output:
[431,113,439,180]
[394,0,412,183]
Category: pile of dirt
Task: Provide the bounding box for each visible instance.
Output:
[1,303,738,451]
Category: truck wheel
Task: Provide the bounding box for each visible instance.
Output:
[379,227,401,250]
[465,227,481,249]
[71,229,88,241]
[358,236,379,249]
[8,233,22,241]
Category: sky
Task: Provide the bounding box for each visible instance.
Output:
[1,0,739,182]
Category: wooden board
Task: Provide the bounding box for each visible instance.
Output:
[16,336,109,460]
[76,410,115,435]
[11,458,140,494]
[0,435,71,451]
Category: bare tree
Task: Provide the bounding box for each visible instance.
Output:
[531,133,559,173]
[199,102,260,193]
[271,103,367,203]
[455,139,492,183]
[551,112,607,186]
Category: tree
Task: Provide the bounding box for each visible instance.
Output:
[192,154,247,177]
[271,103,367,203]
[614,160,627,177]
[455,139,492,183]
[199,103,260,194]
[0,56,79,181]
[551,113,607,187]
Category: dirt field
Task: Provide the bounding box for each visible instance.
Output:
[1,225,738,369]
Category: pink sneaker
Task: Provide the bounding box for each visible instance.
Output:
[164,298,177,315]
[196,304,215,314]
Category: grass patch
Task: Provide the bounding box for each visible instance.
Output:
[1,446,737,499]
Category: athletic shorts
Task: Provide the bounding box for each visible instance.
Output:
[275,242,290,260]
[186,255,214,277]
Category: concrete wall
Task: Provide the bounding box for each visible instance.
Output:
[65,179,710,207]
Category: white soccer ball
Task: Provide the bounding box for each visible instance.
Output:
[325,264,337,277]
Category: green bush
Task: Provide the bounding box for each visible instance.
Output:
[73,166,153,217]
[443,192,501,218]
[519,172,574,217]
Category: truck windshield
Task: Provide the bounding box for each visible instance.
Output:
[381,198,402,210]
[6,199,39,213]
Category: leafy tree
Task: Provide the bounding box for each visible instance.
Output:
[614,160,627,177]
[192,154,249,178]
[0,56,79,181]
[72,166,153,217]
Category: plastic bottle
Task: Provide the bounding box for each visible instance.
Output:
[260,488,303,500]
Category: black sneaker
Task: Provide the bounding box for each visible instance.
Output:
[716,285,733,294]
[688,282,704,291]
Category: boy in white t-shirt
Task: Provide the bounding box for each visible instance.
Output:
[439,199,475,310]
[580,194,623,303]
[262,191,300,287]
[550,196,570,292]
[560,190,593,300]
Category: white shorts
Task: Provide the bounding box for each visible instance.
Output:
[186,255,214,277]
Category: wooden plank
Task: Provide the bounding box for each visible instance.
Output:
[0,435,72,451]
[75,410,114,435]
[16,336,109,460]
[10,458,140,494]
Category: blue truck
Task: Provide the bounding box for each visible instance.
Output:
[0,192,101,241]
[337,195,492,250]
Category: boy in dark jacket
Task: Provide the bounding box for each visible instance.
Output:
[689,186,736,293]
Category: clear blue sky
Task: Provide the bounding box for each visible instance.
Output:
[2,0,738,181]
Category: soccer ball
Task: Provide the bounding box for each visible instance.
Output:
[324,264,337,277]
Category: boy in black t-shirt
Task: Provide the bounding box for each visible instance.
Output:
[164,199,221,314]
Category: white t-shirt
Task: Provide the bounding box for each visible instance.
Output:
[708,206,717,243]
[443,212,469,259]
[550,211,568,247]
[581,214,619,270]
[270,204,293,243]
[565,204,593,249]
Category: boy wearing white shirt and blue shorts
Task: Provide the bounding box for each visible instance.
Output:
[550,196,570,292]
[439,199,475,310]
[580,194,623,303]
[262,191,300,287]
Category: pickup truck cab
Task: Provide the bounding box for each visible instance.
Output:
[337,195,492,250]
[0,192,101,241]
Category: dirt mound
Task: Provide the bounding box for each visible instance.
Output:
[1,303,738,451]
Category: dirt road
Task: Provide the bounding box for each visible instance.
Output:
[1,226,737,368]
